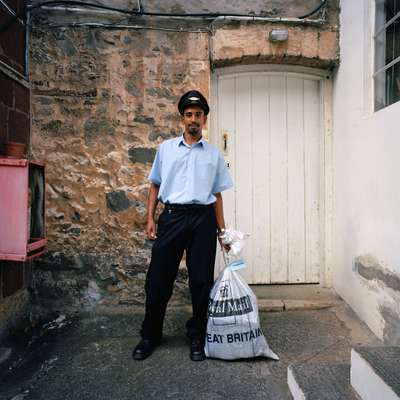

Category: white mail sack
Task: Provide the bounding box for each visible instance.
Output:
[205,267,279,360]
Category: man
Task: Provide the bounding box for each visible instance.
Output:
[132,90,233,362]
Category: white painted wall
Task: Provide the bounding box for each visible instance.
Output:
[333,0,400,340]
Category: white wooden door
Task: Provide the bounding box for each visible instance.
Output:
[214,72,322,284]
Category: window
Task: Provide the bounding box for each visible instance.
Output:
[374,0,400,110]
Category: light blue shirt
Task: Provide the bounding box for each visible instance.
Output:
[148,135,233,205]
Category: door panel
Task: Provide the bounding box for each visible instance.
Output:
[215,72,322,284]
[235,76,253,283]
[269,76,289,283]
[287,77,306,283]
[251,76,270,284]
[304,79,321,283]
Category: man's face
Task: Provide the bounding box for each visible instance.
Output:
[181,106,207,136]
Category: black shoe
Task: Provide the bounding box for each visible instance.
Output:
[132,339,156,360]
[190,338,206,361]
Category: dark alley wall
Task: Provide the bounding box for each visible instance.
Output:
[0,0,32,341]
[0,73,30,152]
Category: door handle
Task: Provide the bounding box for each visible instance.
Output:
[222,131,228,153]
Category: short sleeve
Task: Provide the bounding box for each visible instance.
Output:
[212,152,233,194]
[148,148,162,186]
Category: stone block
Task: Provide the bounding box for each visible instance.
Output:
[214,28,246,59]
[59,38,77,57]
[134,115,155,125]
[284,300,337,310]
[125,81,140,97]
[106,190,132,212]
[149,130,175,142]
[84,117,116,135]
[42,120,62,133]
[258,299,284,312]
[188,61,208,76]
[128,147,156,164]
[286,28,302,57]
[145,87,175,100]
[318,30,338,61]
[270,41,289,57]
[186,34,209,60]
[301,29,319,59]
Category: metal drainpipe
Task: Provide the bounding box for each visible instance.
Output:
[37,6,326,26]
[26,8,33,158]
[211,15,326,26]
[25,7,29,78]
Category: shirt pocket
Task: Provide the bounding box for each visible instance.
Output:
[197,155,216,186]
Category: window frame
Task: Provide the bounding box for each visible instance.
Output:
[373,0,400,111]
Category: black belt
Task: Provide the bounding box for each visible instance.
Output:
[164,203,212,210]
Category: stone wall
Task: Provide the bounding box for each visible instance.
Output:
[30,27,209,311]
[29,1,340,314]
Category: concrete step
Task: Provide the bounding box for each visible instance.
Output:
[252,284,343,312]
[258,299,340,312]
[288,363,360,400]
[351,347,400,400]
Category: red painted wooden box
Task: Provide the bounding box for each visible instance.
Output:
[0,157,47,261]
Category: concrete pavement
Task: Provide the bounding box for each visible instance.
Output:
[0,287,380,400]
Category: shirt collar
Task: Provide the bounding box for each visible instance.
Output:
[178,134,205,148]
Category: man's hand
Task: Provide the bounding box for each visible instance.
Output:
[146,218,157,240]
[218,235,230,252]
[146,183,159,240]
[213,193,230,252]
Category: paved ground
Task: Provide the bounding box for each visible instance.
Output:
[0,287,380,400]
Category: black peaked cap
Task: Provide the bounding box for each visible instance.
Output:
[178,90,209,115]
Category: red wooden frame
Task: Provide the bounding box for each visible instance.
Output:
[0,157,47,261]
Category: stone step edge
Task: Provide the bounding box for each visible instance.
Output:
[288,363,360,400]
[287,365,306,400]
[258,299,340,312]
[351,348,400,400]
[94,299,340,316]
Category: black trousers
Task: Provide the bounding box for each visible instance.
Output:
[141,205,217,343]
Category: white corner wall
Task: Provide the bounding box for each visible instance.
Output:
[333,0,400,340]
